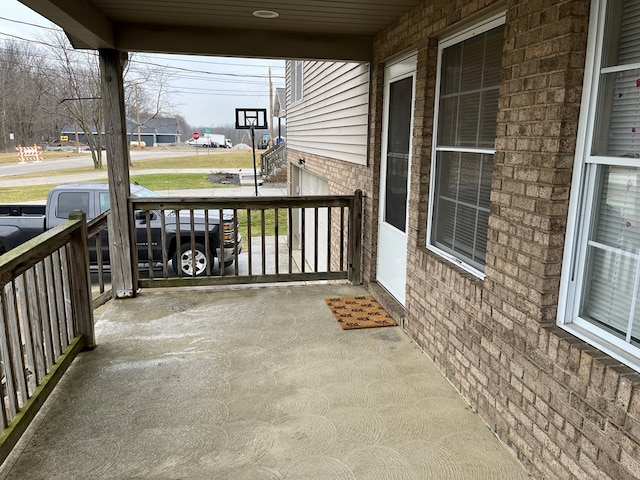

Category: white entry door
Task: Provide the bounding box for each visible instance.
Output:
[376,53,416,306]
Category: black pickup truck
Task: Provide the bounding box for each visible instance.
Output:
[0,182,242,276]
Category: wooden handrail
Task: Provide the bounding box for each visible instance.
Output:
[130,194,353,210]
[0,211,95,465]
[130,192,363,288]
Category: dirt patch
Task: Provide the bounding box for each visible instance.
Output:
[208,173,240,185]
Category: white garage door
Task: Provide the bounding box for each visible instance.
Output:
[299,169,329,272]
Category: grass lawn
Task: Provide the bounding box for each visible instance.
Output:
[9,151,260,180]
[236,208,289,240]
[0,150,81,166]
[0,173,232,203]
[129,173,234,191]
[131,152,258,169]
[0,184,57,203]
[0,149,285,238]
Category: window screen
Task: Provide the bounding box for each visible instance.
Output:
[558,0,640,370]
[574,0,640,348]
[430,22,504,273]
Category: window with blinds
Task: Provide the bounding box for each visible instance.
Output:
[561,0,640,369]
[428,16,504,275]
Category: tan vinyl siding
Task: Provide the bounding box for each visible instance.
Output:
[286,60,369,165]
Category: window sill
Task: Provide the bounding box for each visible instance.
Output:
[559,319,640,373]
[417,244,485,285]
[424,244,486,281]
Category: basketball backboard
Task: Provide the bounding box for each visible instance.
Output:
[235,108,268,129]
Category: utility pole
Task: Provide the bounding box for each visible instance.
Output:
[1,110,4,150]
[269,67,274,149]
[135,84,142,149]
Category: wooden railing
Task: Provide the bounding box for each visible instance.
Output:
[0,192,362,461]
[130,190,363,288]
[86,210,112,308]
[0,211,95,464]
[260,141,287,177]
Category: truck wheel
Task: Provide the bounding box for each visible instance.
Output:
[173,242,208,276]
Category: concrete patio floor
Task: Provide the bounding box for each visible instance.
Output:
[0,283,530,479]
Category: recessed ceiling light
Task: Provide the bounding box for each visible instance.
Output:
[253,10,279,19]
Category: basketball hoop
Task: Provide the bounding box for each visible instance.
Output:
[235,109,269,196]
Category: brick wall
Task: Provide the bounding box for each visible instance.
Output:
[286,0,640,478]
[286,150,377,279]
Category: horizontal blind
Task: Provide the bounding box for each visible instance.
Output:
[584,165,640,339]
[606,0,640,156]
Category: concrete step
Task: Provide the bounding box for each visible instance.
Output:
[240,173,264,186]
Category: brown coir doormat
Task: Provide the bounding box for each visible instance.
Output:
[325,296,397,330]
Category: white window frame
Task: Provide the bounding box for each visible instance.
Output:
[427,13,506,279]
[291,60,304,104]
[558,0,640,371]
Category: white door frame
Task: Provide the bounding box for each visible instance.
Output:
[376,52,417,306]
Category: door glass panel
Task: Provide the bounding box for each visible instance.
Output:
[384,76,413,232]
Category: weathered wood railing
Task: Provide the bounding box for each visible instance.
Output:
[260,141,287,177]
[131,190,362,288]
[86,210,112,308]
[0,211,95,464]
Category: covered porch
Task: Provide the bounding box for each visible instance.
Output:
[0,283,528,479]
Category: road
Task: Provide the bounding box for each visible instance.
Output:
[0,148,207,178]
[0,148,262,189]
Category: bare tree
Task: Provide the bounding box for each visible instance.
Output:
[124,56,175,154]
[0,40,56,150]
[0,33,180,162]
[175,115,191,143]
[38,30,105,168]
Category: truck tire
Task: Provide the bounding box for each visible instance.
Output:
[173,242,209,277]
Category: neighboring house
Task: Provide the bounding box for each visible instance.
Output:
[273,87,286,142]
[286,1,640,479]
[61,117,181,146]
[287,60,370,271]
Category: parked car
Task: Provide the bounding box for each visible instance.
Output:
[0,183,242,276]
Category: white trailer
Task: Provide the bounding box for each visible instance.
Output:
[186,133,232,148]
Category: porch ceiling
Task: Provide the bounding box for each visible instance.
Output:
[18,0,423,61]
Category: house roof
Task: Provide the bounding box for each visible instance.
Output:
[61,116,180,135]
[133,117,179,134]
[18,0,423,62]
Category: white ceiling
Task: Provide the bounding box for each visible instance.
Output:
[18,0,424,61]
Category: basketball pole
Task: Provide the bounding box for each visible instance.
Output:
[235,108,267,198]
[250,125,258,196]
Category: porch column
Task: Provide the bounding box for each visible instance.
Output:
[99,49,136,298]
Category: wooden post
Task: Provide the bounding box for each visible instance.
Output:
[348,189,363,285]
[68,211,95,349]
[99,49,136,298]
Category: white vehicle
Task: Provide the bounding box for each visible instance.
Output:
[206,133,232,148]
[186,133,232,148]
[186,137,214,147]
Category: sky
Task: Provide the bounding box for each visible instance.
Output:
[0,0,286,129]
